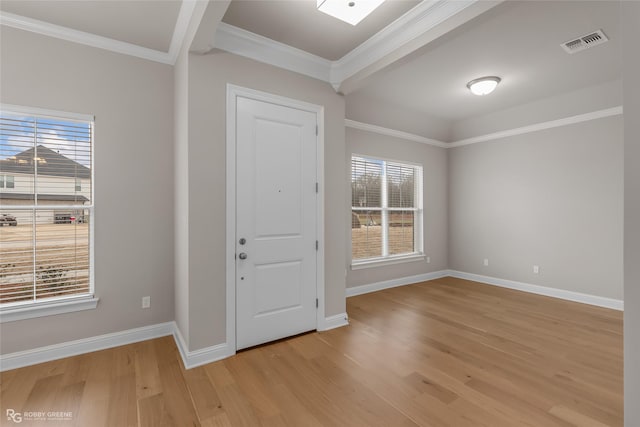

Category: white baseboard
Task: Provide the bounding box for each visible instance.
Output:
[3,268,620,372]
[319,312,349,331]
[1,315,349,372]
[0,321,174,372]
[172,311,350,368]
[345,268,623,311]
[447,270,624,311]
[172,325,233,369]
[346,270,449,297]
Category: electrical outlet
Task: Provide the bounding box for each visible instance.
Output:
[426,256,431,264]
[142,296,150,309]
[533,265,540,274]
[483,258,489,267]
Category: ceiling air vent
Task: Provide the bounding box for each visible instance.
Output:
[561,29,609,54]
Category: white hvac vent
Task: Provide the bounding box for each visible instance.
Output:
[561,30,609,54]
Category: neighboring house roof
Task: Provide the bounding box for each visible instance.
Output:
[0,145,90,179]
[0,193,89,202]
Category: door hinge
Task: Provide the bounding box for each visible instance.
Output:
[315,182,319,193]
[316,298,319,308]
[316,125,318,135]
[316,240,319,250]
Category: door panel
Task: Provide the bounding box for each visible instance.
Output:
[254,119,303,237]
[254,261,302,316]
[236,96,317,350]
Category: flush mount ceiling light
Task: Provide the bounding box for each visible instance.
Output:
[317,0,386,26]
[466,76,501,96]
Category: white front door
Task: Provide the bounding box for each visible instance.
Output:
[235,95,318,350]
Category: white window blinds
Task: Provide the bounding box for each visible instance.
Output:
[0,109,93,306]
[351,155,423,263]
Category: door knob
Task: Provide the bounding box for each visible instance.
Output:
[238,253,248,260]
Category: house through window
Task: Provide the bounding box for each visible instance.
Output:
[0,107,94,308]
[351,155,423,265]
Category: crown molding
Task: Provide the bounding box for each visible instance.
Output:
[1,0,484,81]
[449,106,624,147]
[345,119,448,148]
[0,0,200,66]
[211,0,484,88]
[0,11,175,65]
[167,0,200,63]
[213,22,332,83]
[346,106,624,149]
[330,0,478,84]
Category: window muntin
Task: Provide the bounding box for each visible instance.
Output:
[0,175,14,189]
[351,155,423,264]
[0,109,93,307]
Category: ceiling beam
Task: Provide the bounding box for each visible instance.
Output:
[169,0,205,62]
[211,0,504,93]
[0,0,226,66]
[190,0,232,54]
[335,0,503,93]
[213,22,333,82]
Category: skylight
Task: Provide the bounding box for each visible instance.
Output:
[317,0,386,26]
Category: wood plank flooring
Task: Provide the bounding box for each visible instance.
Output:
[0,277,623,426]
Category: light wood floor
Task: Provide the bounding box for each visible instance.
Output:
[0,277,623,426]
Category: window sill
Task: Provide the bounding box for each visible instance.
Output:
[0,297,99,323]
[351,254,425,270]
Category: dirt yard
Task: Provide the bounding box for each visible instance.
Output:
[0,223,89,304]
[351,225,414,259]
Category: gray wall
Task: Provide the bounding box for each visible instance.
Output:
[173,0,212,353]
[1,10,631,386]
[451,79,622,142]
[185,50,346,351]
[346,128,448,287]
[174,47,190,347]
[622,1,640,424]
[346,92,452,142]
[448,116,623,300]
[0,27,175,354]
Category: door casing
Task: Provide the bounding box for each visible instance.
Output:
[226,84,325,353]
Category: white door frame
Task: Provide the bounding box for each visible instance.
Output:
[226,84,325,352]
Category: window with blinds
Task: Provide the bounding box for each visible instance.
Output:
[0,108,93,307]
[351,155,423,264]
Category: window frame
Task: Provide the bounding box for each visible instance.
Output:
[0,175,13,189]
[0,104,98,323]
[351,154,424,269]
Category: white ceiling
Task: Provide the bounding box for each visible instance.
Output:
[0,0,181,52]
[349,0,621,122]
[221,0,420,60]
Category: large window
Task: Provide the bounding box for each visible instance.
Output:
[0,106,94,313]
[351,155,423,266]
